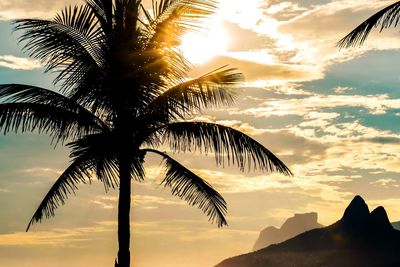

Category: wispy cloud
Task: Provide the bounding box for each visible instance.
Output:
[0,55,41,70]
[0,225,112,246]
[0,0,79,20]
[334,86,354,93]
[0,188,10,193]
[370,178,399,188]
[17,167,62,175]
[233,93,400,118]
[133,195,185,206]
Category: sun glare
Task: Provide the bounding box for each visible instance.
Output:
[180,23,228,65]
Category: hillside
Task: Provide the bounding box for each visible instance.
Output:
[217,196,400,267]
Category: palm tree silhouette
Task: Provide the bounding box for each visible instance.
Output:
[338,1,400,48]
[0,1,292,266]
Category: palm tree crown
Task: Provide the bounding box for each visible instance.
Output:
[0,1,291,266]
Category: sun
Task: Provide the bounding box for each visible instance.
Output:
[179,22,228,65]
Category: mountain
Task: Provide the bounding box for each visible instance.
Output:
[216,196,400,267]
[391,221,400,230]
[253,212,323,251]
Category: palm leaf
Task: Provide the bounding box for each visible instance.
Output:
[145,67,243,120]
[68,133,120,189]
[125,0,141,37]
[0,84,107,124]
[0,84,107,141]
[14,5,105,91]
[85,0,113,38]
[26,153,94,231]
[150,0,216,31]
[0,103,101,142]
[338,1,400,48]
[143,148,227,227]
[159,121,292,175]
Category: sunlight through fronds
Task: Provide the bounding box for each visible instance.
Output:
[146,67,243,120]
[141,0,219,79]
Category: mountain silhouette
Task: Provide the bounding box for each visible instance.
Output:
[253,212,323,251]
[216,196,400,267]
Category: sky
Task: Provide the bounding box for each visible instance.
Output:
[1,0,400,267]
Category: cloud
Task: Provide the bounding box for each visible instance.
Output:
[334,86,353,93]
[0,55,41,70]
[190,55,316,82]
[370,178,399,188]
[298,111,340,128]
[290,124,400,176]
[17,167,61,175]
[222,20,276,52]
[134,195,185,206]
[89,200,114,209]
[0,225,111,246]
[263,1,308,21]
[361,137,400,144]
[233,93,400,118]
[0,0,80,20]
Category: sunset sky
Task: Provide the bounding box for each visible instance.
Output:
[1,1,400,267]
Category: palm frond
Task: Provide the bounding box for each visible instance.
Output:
[14,5,105,91]
[145,67,243,120]
[0,103,102,142]
[0,84,107,125]
[68,133,120,189]
[63,68,110,115]
[114,0,127,32]
[0,84,107,140]
[152,0,177,19]
[26,153,93,231]
[148,0,217,34]
[159,122,292,175]
[85,0,113,38]
[125,0,141,37]
[143,148,227,227]
[338,1,400,48]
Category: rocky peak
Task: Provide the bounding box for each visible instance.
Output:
[341,195,370,231]
[281,212,319,232]
[253,212,322,251]
[370,206,393,232]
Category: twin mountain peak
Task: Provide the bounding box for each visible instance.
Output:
[342,195,393,234]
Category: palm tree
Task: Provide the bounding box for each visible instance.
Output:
[338,1,400,48]
[0,1,292,266]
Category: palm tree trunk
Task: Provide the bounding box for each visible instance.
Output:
[116,153,131,267]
